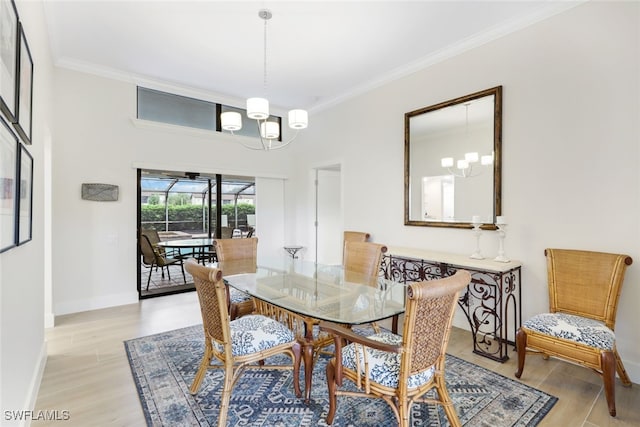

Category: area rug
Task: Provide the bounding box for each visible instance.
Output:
[125,325,557,426]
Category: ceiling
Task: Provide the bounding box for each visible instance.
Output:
[141,170,255,195]
[43,1,575,113]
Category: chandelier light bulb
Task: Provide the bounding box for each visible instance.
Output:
[441,157,454,168]
[457,159,469,170]
[465,152,479,163]
[260,121,280,140]
[288,109,308,129]
[220,111,242,131]
[481,154,494,165]
[247,98,269,120]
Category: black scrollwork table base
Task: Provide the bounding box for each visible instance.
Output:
[381,247,522,362]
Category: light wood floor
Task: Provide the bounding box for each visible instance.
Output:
[33,292,639,426]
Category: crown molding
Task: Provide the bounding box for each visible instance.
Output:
[309,1,585,114]
[53,1,585,116]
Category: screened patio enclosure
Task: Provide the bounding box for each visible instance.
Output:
[139,170,256,239]
[137,169,256,297]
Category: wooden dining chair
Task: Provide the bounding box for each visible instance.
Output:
[214,238,258,320]
[343,241,387,281]
[515,248,633,417]
[342,230,370,264]
[343,241,388,332]
[185,260,301,427]
[320,270,471,427]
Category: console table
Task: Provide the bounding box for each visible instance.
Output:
[381,246,522,362]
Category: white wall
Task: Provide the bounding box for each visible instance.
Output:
[51,70,297,315]
[0,0,54,422]
[290,2,640,381]
[255,177,286,260]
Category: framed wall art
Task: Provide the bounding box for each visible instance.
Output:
[14,22,32,144]
[0,0,19,122]
[17,142,31,244]
[0,117,17,253]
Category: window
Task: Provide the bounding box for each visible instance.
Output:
[137,87,216,131]
[136,87,281,140]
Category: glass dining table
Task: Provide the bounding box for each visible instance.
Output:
[156,238,216,265]
[216,257,407,402]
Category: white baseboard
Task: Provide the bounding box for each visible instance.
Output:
[9,342,48,427]
[44,312,55,329]
[623,359,640,385]
[54,291,139,317]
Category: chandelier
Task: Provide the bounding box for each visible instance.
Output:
[441,152,493,178]
[220,9,308,151]
[441,102,493,177]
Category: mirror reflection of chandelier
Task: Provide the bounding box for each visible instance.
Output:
[441,102,493,178]
[441,151,494,178]
[220,9,308,151]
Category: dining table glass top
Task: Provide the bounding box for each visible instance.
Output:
[156,238,215,248]
[217,258,406,325]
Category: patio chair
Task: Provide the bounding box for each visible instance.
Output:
[221,227,234,239]
[213,238,258,320]
[141,229,179,258]
[139,234,186,291]
[515,248,633,416]
[185,260,301,427]
[320,270,471,427]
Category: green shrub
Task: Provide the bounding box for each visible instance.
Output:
[141,203,255,232]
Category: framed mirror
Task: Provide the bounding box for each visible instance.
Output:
[404,86,502,229]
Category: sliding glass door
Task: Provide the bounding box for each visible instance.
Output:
[137,169,255,298]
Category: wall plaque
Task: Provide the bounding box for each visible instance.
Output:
[81,183,119,201]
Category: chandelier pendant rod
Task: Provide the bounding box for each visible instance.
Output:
[261,8,269,98]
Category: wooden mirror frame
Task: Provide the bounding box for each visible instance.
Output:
[404,86,502,229]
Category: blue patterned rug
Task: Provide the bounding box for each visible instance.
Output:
[125,325,557,426]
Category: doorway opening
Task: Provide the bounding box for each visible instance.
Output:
[314,165,342,265]
[137,169,255,298]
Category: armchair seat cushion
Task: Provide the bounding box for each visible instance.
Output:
[341,331,435,389]
[215,314,296,356]
[523,312,615,350]
[229,287,252,304]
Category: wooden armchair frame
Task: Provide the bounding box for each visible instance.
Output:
[214,238,258,319]
[320,270,471,427]
[185,260,301,427]
[343,241,389,332]
[515,248,633,416]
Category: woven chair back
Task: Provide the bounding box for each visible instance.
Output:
[343,231,370,244]
[185,259,228,344]
[402,270,471,375]
[342,231,370,263]
[343,241,387,279]
[545,248,632,329]
[215,238,258,261]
